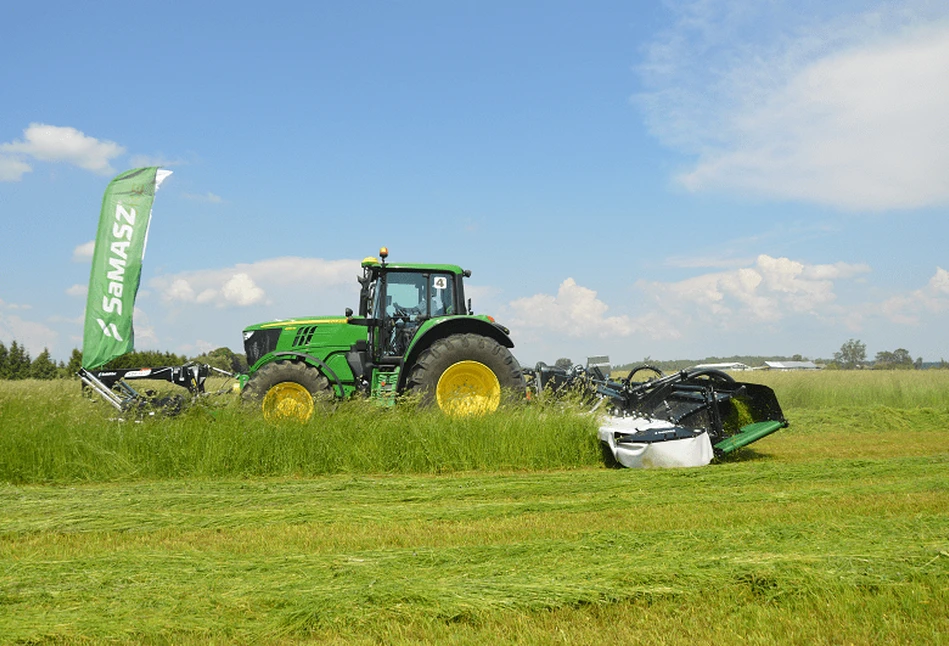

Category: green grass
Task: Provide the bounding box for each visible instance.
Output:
[1,374,948,643]
[2,459,947,644]
[734,369,949,409]
[0,380,600,483]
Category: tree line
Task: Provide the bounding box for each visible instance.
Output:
[3,336,945,381]
[0,341,247,380]
[829,339,946,370]
[553,340,949,375]
[0,341,68,380]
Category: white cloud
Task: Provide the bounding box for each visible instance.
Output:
[72,240,95,262]
[0,312,58,357]
[0,298,32,311]
[131,307,159,347]
[0,123,125,178]
[502,259,870,346]
[150,257,360,308]
[638,254,871,328]
[65,284,87,297]
[0,155,32,181]
[454,257,943,363]
[163,278,197,303]
[221,273,265,306]
[637,2,949,211]
[508,278,636,338]
[881,267,949,325]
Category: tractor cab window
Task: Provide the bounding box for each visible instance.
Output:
[373,272,455,321]
[375,272,424,321]
[373,271,456,357]
[429,274,455,316]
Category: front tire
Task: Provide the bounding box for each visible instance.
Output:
[242,361,332,422]
[407,333,526,416]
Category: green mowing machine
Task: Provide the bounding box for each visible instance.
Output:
[525,361,788,468]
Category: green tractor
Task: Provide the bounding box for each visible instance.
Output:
[239,248,526,421]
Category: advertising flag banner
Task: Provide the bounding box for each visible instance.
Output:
[82,167,172,370]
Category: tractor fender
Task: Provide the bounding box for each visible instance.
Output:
[257,351,347,398]
[398,317,515,390]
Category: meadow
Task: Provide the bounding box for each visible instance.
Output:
[1,371,947,644]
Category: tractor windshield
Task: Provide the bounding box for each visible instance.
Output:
[373,271,455,320]
[373,271,456,357]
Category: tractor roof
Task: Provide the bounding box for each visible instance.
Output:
[361,256,467,276]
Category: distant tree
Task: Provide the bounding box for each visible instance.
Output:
[102,350,187,370]
[6,341,32,380]
[914,357,924,370]
[65,348,84,376]
[892,348,912,365]
[834,339,866,369]
[0,341,7,379]
[30,348,58,379]
[190,347,246,372]
[554,357,574,370]
[874,348,913,370]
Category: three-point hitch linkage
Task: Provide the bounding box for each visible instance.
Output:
[78,364,235,416]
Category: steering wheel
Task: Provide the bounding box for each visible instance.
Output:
[392,303,421,322]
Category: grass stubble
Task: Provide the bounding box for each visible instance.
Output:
[0,372,947,644]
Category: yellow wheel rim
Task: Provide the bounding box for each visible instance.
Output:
[436,360,501,417]
[261,382,314,422]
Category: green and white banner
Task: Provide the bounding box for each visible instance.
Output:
[82,167,172,370]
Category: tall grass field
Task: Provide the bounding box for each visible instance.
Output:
[1,371,948,644]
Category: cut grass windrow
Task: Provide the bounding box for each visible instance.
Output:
[1,456,947,644]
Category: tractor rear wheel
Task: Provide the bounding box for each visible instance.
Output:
[242,361,332,422]
[407,333,526,416]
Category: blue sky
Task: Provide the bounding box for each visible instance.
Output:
[2,0,948,366]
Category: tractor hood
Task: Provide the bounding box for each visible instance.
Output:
[242,316,359,370]
[243,316,351,332]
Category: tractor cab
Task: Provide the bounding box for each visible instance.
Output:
[356,248,471,360]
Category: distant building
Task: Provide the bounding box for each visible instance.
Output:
[765,361,819,370]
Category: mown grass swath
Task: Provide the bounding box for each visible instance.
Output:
[1,372,948,643]
[2,457,947,643]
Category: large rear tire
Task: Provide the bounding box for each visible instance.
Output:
[242,361,332,422]
[407,333,526,416]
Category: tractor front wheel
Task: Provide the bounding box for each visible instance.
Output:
[408,334,526,416]
[242,361,332,422]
